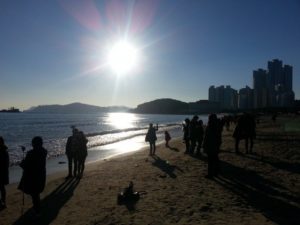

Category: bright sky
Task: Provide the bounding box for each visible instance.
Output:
[0,0,299,110]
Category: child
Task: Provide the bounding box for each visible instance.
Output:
[164,131,171,147]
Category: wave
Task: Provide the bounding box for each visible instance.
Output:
[9,123,182,165]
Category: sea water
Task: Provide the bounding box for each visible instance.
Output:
[0,112,209,165]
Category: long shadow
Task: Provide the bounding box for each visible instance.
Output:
[215,161,300,225]
[151,155,184,178]
[13,178,80,225]
[241,153,300,174]
[166,146,179,152]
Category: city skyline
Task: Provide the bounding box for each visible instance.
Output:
[1,0,300,110]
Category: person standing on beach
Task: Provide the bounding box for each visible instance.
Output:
[66,127,78,178]
[145,123,158,155]
[203,114,222,178]
[233,113,256,154]
[189,115,199,155]
[195,120,204,156]
[18,136,47,215]
[164,131,171,147]
[76,131,88,178]
[0,137,9,208]
[183,118,190,154]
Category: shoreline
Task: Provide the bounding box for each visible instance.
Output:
[1,115,299,225]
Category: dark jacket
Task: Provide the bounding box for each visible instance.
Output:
[233,114,256,139]
[203,121,222,155]
[145,127,157,143]
[0,145,9,185]
[18,147,47,195]
[65,135,74,156]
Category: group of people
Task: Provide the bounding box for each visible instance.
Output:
[182,115,204,156]
[144,113,256,179]
[65,127,88,179]
[0,127,88,216]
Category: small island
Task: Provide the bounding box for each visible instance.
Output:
[0,107,21,113]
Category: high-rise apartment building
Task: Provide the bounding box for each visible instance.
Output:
[253,69,268,108]
[238,86,253,109]
[253,59,294,108]
[208,85,237,110]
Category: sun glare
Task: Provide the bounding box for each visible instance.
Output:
[108,41,138,75]
[105,112,138,129]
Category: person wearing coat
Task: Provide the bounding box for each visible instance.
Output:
[203,114,222,178]
[76,131,88,177]
[18,136,47,214]
[145,123,158,155]
[0,137,9,208]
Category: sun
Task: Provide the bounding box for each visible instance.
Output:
[107,41,138,75]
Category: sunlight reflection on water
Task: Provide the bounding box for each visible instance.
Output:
[104,112,139,129]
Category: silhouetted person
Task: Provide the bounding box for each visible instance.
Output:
[164,131,171,147]
[233,113,256,154]
[189,115,199,154]
[18,136,47,215]
[65,128,78,178]
[145,123,158,155]
[203,114,222,178]
[0,137,9,208]
[195,120,204,156]
[183,118,190,154]
[76,131,88,178]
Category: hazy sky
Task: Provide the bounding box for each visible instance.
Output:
[1,0,300,109]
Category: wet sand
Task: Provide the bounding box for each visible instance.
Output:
[1,115,300,225]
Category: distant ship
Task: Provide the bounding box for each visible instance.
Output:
[0,107,21,113]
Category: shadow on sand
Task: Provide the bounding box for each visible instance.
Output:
[215,161,300,225]
[13,178,80,225]
[166,146,179,152]
[151,155,184,178]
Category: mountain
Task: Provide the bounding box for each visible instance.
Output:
[133,98,189,114]
[25,103,131,114]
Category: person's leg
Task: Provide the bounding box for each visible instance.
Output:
[31,193,41,214]
[67,155,73,177]
[184,140,189,154]
[214,154,220,176]
[73,156,78,177]
[0,185,6,206]
[149,143,152,155]
[153,142,156,155]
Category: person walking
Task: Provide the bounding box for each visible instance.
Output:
[203,114,222,178]
[18,136,47,215]
[0,137,9,208]
[145,123,158,155]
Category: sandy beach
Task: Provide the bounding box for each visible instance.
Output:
[1,115,300,225]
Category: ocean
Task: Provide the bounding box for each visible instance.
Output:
[0,112,209,165]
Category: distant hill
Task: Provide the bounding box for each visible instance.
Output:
[25,102,131,114]
[133,98,189,114]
